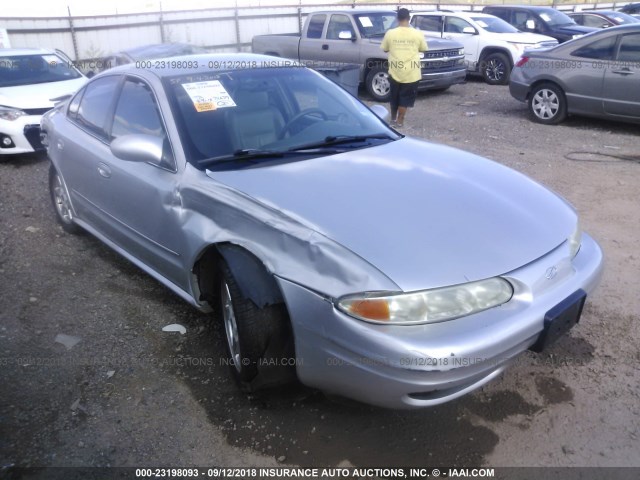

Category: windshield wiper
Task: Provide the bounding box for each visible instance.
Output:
[288,134,395,152]
[199,148,339,168]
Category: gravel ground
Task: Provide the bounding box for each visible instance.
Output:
[0,78,639,475]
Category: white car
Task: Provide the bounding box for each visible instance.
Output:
[411,11,558,85]
[0,48,86,155]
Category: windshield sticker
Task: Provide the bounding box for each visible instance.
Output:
[358,16,373,28]
[181,80,236,112]
[539,14,551,22]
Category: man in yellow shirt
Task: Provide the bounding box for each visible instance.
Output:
[381,8,428,127]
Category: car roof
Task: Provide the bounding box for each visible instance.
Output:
[484,5,556,11]
[0,48,55,56]
[310,10,395,15]
[100,53,304,79]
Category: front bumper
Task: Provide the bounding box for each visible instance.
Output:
[418,67,467,90]
[277,233,603,409]
[0,115,46,155]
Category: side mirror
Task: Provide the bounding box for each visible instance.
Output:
[525,19,536,30]
[110,134,164,164]
[338,30,354,40]
[462,26,477,34]
[370,104,390,121]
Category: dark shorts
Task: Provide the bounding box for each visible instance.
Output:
[389,77,419,108]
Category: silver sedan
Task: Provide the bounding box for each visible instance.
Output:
[42,54,603,409]
[510,24,640,124]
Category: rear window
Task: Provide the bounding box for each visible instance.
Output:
[572,36,617,60]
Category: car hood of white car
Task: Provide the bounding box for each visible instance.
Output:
[207,137,576,292]
[0,77,86,110]
[497,32,557,45]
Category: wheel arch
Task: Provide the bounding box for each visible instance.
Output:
[479,47,514,67]
[192,242,286,311]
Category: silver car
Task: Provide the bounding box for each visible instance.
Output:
[510,24,640,124]
[42,54,603,409]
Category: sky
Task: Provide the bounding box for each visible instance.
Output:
[0,0,334,17]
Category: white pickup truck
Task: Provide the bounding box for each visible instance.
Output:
[410,11,558,85]
[252,10,467,101]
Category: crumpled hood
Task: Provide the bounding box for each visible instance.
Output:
[0,77,86,110]
[367,35,463,50]
[207,138,576,292]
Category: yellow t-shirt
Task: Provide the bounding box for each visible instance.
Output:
[381,26,428,84]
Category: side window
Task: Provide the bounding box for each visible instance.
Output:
[413,16,442,33]
[306,15,326,39]
[617,33,640,62]
[111,78,174,169]
[570,14,583,25]
[582,15,609,28]
[513,11,535,31]
[572,36,617,60]
[76,75,121,139]
[111,79,164,139]
[445,17,474,34]
[67,88,84,119]
[327,14,354,40]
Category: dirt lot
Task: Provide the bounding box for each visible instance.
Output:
[1,78,639,475]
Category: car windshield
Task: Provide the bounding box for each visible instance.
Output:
[537,9,576,27]
[599,11,639,24]
[353,13,398,37]
[164,66,397,167]
[0,53,82,88]
[471,16,519,33]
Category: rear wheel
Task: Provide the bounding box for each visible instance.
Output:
[528,82,567,125]
[49,165,80,234]
[366,66,391,102]
[217,260,295,391]
[481,52,511,85]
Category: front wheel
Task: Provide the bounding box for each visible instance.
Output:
[366,66,391,102]
[217,260,295,391]
[528,83,567,125]
[480,53,511,85]
[49,165,81,234]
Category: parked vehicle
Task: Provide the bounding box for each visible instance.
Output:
[86,43,207,77]
[42,53,603,409]
[410,11,557,85]
[620,3,640,14]
[510,24,640,125]
[252,10,466,101]
[568,10,639,28]
[483,6,598,43]
[0,48,86,155]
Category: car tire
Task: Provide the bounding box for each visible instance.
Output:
[480,53,511,85]
[528,82,567,125]
[49,165,81,234]
[366,66,391,102]
[217,259,294,392]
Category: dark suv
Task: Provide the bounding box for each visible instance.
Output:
[482,6,597,43]
[620,3,640,14]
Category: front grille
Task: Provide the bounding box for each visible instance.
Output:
[23,125,44,151]
[23,107,52,116]
[424,49,460,59]
[422,60,459,71]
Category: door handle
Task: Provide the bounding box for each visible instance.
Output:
[612,69,634,75]
[97,162,111,178]
[322,44,329,50]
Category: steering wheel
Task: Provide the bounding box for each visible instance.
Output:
[279,108,328,139]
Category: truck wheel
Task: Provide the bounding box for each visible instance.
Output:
[481,53,511,85]
[366,66,391,102]
[217,259,295,392]
[528,82,567,125]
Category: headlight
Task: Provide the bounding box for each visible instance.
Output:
[568,220,582,258]
[0,107,27,121]
[337,277,513,325]
[458,48,465,56]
